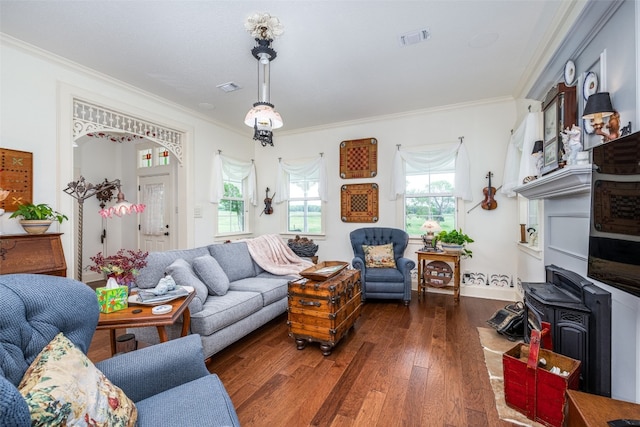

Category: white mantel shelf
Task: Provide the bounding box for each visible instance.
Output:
[514,164,593,200]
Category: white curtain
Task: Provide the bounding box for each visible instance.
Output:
[501,112,542,197]
[210,153,257,206]
[274,156,328,203]
[141,183,164,235]
[390,142,472,201]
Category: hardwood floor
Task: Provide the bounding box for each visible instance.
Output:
[88,292,515,426]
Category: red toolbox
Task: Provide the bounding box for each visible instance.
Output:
[502,328,581,427]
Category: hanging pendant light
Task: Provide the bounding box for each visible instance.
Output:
[244,13,284,147]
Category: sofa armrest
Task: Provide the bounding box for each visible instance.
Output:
[351,256,365,272]
[96,334,209,402]
[396,257,416,273]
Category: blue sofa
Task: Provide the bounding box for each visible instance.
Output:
[350,227,416,306]
[130,241,294,359]
[0,274,240,427]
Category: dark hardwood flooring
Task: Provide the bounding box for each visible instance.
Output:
[88,292,515,426]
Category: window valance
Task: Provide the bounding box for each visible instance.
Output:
[210,153,257,206]
[274,156,328,203]
[390,142,472,201]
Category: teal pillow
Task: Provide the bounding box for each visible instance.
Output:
[192,255,230,296]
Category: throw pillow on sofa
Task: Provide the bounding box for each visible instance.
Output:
[165,258,208,312]
[18,333,137,427]
[192,255,230,296]
[362,243,397,268]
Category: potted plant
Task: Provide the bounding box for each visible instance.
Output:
[9,202,68,234]
[434,228,474,257]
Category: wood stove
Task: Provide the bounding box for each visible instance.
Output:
[522,264,611,397]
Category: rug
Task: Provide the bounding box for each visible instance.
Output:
[477,327,545,427]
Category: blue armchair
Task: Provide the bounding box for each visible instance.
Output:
[0,274,240,427]
[350,227,416,306]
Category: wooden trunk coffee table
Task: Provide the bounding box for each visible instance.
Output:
[96,291,195,355]
[287,268,362,356]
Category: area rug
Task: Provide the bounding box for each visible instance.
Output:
[477,327,545,427]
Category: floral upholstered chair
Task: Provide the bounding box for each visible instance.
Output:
[0,274,240,427]
[350,227,416,306]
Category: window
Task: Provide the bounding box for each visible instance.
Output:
[287,172,322,233]
[404,165,456,237]
[217,174,246,233]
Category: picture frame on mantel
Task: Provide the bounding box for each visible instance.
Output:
[541,97,559,175]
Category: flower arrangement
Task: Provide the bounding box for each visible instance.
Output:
[89,249,149,287]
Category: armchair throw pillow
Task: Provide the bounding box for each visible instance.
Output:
[362,243,397,268]
[192,255,230,296]
[18,333,137,427]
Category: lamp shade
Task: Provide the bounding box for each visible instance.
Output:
[420,220,441,233]
[244,103,283,129]
[583,92,614,119]
[531,140,543,154]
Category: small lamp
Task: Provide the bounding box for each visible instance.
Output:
[420,220,441,250]
[582,92,620,142]
[531,139,544,178]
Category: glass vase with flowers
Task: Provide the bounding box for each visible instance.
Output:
[89,249,149,290]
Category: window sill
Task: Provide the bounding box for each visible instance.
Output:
[517,242,542,259]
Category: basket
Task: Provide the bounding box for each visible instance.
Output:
[502,328,581,427]
[287,242,319,257]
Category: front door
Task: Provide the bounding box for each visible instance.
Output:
[139,174,174,252]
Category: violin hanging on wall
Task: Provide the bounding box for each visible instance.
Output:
[261,187,275,216]
[481,171,498,210]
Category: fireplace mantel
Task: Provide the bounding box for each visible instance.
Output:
[514,164,593,200]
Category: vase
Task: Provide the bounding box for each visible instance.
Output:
[19,219,53,234]
[440,243,464,254]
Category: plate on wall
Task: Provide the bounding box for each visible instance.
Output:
[564,60,576,86]
[583,71,598,100]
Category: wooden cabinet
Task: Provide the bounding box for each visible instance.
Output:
[0,233,67,276]
[566,389,640,427]
[541,82,577,175]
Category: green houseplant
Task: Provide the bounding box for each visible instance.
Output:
[9,203,68,234]
[434,228,474,257]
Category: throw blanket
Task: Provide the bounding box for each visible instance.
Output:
[244,234,314,276]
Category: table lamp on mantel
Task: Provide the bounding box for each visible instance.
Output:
[420,220,441,251]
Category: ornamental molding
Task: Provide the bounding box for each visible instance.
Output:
[73,99,183,163]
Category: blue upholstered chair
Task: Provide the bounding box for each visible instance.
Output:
[350,227,416,306]
[0,274,240,427]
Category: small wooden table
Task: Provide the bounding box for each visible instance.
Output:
[97,291,195,355]
[566,389,640,426]
[416,250,461,302]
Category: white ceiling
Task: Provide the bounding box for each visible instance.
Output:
[0,1,578,134]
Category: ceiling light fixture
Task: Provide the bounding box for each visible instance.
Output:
[244,13,284,147]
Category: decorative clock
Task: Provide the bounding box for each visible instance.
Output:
[540,83,577,175]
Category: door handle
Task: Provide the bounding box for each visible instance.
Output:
[164,232,170,236]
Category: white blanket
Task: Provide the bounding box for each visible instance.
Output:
[244,234,314,276]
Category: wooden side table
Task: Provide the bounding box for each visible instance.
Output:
[96,291,195,355]
[416,250,461,302]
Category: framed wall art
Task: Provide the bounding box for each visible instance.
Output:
[340,183,378,223]
[339,138,377,179]
[0,148,33,211]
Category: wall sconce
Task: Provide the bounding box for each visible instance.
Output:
[582,92,628,143]
[63,176,145,281]
[420,220,441,250]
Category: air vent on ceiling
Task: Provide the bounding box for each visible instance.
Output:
[216,82,242,92]
[399,28,431,46]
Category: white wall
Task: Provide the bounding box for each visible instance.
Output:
[254,99,520,300]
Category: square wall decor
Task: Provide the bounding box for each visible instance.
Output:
[341,183,379,223]
[339,138,377,179]
[0,148,33,211]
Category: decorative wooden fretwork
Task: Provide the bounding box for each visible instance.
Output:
[73,99,184,163]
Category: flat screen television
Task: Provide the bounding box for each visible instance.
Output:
[588,131,640,297]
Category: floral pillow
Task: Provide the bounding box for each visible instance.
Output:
[363,243,396,268]
[18,333,137,427]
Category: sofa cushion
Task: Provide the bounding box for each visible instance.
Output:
[190,291,262,337]
[18,333,137,427]
[136,247,210,289]
[362,243,397,268]
[363,266,404,282]
[165,258,207,313]
[207,242,256,282]
[134,374,239,427]
[228,277,288,306]
[192,255,230,296]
